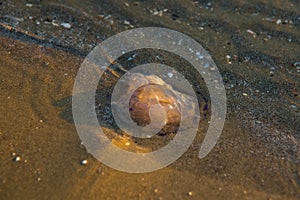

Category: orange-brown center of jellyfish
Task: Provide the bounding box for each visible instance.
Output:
[129,83,181,134]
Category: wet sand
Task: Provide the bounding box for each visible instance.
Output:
[0,0,299,199]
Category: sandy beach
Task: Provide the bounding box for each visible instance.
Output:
[0,0,299,199]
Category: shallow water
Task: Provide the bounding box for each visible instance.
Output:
[0,0,299,199]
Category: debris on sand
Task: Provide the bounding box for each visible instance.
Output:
[60,22,71,29]
[187,191,193,196]
[246,29,256,38]
[276,19,282,25]
[294,62,300,68]
[149,8,168,17]
[167,72,173,78]
[80,159,88,165]
[124,20,134,28]
[13,156,21,162]
[225,55,232,64]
